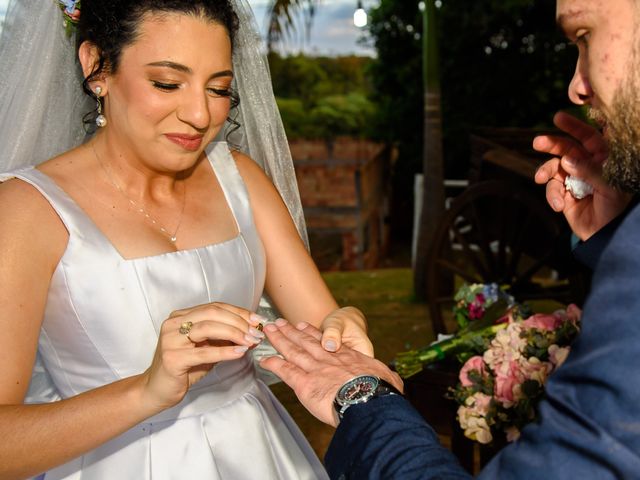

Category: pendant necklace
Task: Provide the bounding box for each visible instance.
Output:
[91,143,186,243]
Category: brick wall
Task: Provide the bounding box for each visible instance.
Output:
[290,137,393,270]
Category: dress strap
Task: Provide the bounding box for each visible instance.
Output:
[0,166,96,234]
[205,142,255,235]
[0,167,108,251]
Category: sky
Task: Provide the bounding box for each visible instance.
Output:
[0,0,378,57]
[248,0,377,56]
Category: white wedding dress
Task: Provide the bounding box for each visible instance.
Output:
[0,142,328,480]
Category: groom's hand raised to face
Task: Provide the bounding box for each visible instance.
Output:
[533,111,631,240]
[259,319,402,427]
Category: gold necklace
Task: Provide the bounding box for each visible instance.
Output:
[91,144,187,243]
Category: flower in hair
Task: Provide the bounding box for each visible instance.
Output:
[57,0,81,37]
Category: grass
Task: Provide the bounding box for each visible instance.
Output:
[269,267,434,459]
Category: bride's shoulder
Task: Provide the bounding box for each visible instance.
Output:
[0,172,68,273]
[0,149,73,205]
[230,150,272,186]
[0,151,78,239]
[0,174,46,212]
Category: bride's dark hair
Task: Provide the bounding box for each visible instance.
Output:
[77,0,240,131]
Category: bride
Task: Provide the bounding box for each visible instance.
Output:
[0,0,373,479]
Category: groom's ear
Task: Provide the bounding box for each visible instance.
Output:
[78,41,106,80]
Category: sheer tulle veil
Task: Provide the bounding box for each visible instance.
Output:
[0,0,308,246]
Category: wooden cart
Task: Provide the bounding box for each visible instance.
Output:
[426,128,590,334]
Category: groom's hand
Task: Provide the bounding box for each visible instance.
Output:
[260,319,402,427]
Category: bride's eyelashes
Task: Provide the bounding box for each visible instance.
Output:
[152,81,180,91]
[207,87,232,97]
[151,81,232,98]
[151,81,180,92]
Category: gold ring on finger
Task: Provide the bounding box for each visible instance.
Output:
[179,321,194,336]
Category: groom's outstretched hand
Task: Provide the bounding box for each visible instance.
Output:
[260,319,403,427]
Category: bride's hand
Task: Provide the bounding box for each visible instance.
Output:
[140,302,266,411]
[319,306,374,357]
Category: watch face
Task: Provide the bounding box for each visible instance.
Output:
[337,375,379,404]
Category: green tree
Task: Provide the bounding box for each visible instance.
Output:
[365,1,426,243]
[365,0,576,288]
[269,53,378,139]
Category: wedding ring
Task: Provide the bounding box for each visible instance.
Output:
[179,321,193,336]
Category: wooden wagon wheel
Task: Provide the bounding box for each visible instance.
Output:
[425,180,575,335]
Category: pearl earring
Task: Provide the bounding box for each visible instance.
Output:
[94,86,107,128]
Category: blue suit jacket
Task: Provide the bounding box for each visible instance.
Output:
[325,201,640,479]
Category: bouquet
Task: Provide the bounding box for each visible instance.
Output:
[453,283,514,330]
[57,1,81,36]
[395,283,518,378]
[394,282,581,445]
[449,305,581,444]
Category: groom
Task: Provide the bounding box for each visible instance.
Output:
[261,0,640,477]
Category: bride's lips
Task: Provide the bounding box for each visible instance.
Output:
[165,133,204,151]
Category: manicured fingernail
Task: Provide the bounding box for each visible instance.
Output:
[249,327,265,338]
[296,322,309,330]
[244,333,262,345]
[275,318,288,327]
[324,340,337,352]
[552,199,562,211]
[234,346,249,353]
[250,313,268,326]
[264,324,277,333]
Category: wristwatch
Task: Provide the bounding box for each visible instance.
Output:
[333,375,402,421]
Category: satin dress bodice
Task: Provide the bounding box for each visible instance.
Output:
[1,142,328,480]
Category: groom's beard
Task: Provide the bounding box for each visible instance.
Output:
[594,46,640,194]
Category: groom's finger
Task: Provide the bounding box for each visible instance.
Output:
[276,319,328,355]
[295,321,323,341]
[533,134,589,163]
[263,321,328,371]
[554,111,607,160]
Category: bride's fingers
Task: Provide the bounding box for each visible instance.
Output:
[166,305,264,337]
[186,320,263,346]
[169,302,266,328]
[161,319,262,353]
[320,316,344,353]
[161,344,249,378]
[186,344,250,365]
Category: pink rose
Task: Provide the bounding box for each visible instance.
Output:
[459,356,486,386]
[522,313,563,331]
[494,360,523,406]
